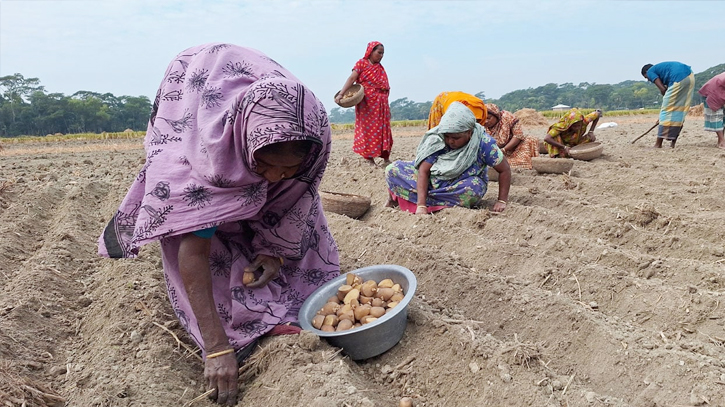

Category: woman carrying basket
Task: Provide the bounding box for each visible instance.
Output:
[335,41,393,167]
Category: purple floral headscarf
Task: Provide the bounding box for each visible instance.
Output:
[99,43,332,261]
[99,43,339,353]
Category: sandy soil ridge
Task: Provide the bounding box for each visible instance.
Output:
[1,114,724,406]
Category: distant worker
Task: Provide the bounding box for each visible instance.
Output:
[335,41,393,167]
[543,108,602,158]
[641,61,695,148]
[427,91,487,129]
[484,103,539,169]
[697,72,725,149]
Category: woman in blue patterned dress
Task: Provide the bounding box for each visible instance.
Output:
[385,102,511,215]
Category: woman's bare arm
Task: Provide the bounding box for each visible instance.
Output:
[179,233,238,405]
[492,158,511,212]
[416,161,433,214]
[334,71,360,103]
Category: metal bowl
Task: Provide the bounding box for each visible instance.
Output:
[298,264,417,360]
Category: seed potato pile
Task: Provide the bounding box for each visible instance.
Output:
[311,273,405,332]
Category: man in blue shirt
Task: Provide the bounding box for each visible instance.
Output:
[641,61,695,148]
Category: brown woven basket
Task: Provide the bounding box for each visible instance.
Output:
[335,84,365,108]
[538,139,549,154]
[531,157,574,174]
[568,142,603,161]
[320,190,371,219]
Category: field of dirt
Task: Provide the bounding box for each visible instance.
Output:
[2,113,725,407]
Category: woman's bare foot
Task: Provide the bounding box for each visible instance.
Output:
[382,159,392,166]
[364,158,377,167]
[385,197,398,208]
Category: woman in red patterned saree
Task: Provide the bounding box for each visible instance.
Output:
[335,41,393,166]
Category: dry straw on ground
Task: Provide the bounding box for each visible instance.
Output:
[1,361,65,407]
[688,103,704,116]
[5,114,725,406]
[514,108,549,125]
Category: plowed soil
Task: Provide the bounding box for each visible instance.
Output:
[2,114,724,407]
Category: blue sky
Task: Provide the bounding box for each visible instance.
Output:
[1,0,722,110]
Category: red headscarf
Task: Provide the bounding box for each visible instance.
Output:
[364,41,383,59]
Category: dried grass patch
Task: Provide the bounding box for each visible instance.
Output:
[514,108,549,126]
[688,103,704,116]
[0,359,65,407]
[0,143,142,157]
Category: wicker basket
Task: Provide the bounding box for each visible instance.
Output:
[320,190,371,219]
[335,84,365,108]
[538,139,549,154]
[568,142,603,161]
[531,157,574,174]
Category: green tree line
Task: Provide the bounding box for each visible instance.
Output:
[0,73,151,137]
[329,64,724,124]
[3,63,722,134]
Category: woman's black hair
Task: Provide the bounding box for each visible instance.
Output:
[641,64,653,77]
[256,140,314,159]
[372,44,383,52]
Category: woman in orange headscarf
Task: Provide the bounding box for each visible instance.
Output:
[335,41,393,166]
[427,91,487,129]
[484,103,539,169]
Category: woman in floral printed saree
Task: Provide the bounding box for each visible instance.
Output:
[484,103,539,170]
[98,43,339,405]
[385,102,511,215]
[543,108,602,157]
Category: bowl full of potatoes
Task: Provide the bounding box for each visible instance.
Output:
[298,264,417,360]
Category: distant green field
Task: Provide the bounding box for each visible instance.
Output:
[1,131,146,144]
[331,119,426,131]
[0,109,661,143]
[541,108,659,118]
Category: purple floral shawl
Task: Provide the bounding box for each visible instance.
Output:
[98,43,340,352]
[99,43,332,261]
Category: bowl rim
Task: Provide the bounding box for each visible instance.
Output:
[334,83,365,108]
[298,264,417,337]
[569,141,602,152]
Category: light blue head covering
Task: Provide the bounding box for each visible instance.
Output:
[414,102,483,180]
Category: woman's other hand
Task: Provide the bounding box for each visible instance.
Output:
[244,254,283,288]
[179,233,238,404]
[492,158,511,213]
[336,71,359,104]
[585,132,597,142]
[492,200,507,212]
[205,351,239,406]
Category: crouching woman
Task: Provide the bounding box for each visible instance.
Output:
[385,102,511,214]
